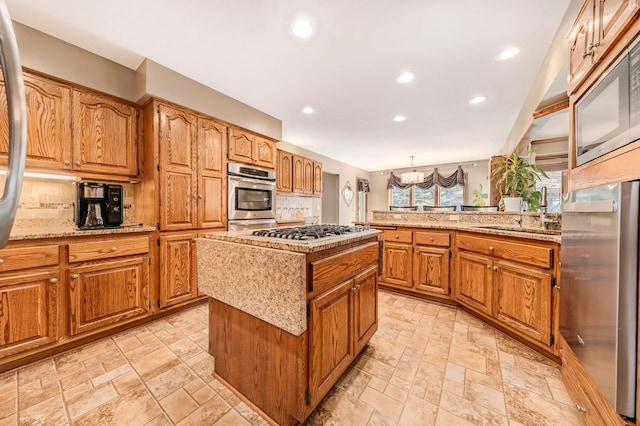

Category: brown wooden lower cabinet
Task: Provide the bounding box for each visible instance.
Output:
[68,256,149,335]
[159,232,198,308]
[0,270,59,358]
[456,250,493,316]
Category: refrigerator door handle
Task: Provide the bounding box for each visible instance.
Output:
[562,200,617,213]
[0,1,27,249]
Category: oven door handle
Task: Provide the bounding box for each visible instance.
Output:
[229,219,277,226]
[228,175,276,187]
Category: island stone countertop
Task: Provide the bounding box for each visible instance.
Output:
[196,228,382,336]
[202,228,382,253]
[9,224,156,241]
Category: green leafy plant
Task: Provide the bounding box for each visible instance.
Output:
[491,149,548,211]
[471,184,488,206]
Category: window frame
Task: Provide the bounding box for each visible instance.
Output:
[388,183,467,208]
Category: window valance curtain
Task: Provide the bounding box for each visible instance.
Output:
[357,179,370,193]
[386,166,465,190]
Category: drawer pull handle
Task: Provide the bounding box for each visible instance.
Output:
[71,274,79,279]
[576,404,587,413]
[49,278,58,284]
[111,247,117,252]
[577,334,585,345]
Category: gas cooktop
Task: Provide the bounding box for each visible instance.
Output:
[251,224,370,241]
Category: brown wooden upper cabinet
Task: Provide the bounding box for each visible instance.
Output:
[0,71,139,177]
[155,102,227,231]
[277,149,322,197]
[228,127,276,169]
[568,0,640,94]
[72,89,138,176]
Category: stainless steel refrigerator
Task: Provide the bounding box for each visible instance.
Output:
[560,181,639,418]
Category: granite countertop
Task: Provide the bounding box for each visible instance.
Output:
[203,229,382,253]
[9,225,156,241]
[361,221,561,243]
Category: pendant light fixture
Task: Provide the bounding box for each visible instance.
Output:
[400,155,424,184]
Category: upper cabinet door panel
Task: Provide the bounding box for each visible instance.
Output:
[597,0,639,59]
[313,162,323,195]
[0,72,71,170]
[198,118,226,176]
[568,0,596,94]
[159,104,197,171]
[72,90,138,176]
[228,129,254,164]
[276,150,293,193]
[254,136,276,169]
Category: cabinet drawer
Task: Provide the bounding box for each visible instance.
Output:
[0,245,59,272]
[415,231,450,247]
[310,242,378,296]
[69,237,149,263]
[457,234,553,269]
[383,230,412,244]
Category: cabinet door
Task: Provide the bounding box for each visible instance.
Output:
[414,246,450,297]
[494,259,552,346]
[313,162,323,195]
[228,128,254,164]
[309,279,354,406]
[292,155,305,193]
[198,118,227,229]
[0,72,71,170]
[68,257,149,335]
[303,158,313,195]
[596,0,640,61]
[159,104,198,231]
[276,150,293,193]
[254,136,276,169]
[382,243,412,288]
[159,233,197,308]
[353,266,378,354]
[456,251,493,316]
[0,270,58,358]
[71,89,138,175]
[568,0,596,93]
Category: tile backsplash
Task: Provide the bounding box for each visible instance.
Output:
[276,195,321,223]
[1,177,136,229]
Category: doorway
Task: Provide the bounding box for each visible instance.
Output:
[322,172,339,224]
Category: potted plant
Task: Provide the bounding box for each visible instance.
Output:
[491,149,548,211]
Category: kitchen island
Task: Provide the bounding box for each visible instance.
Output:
[196,226,382,425]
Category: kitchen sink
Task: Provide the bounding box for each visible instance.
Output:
[471,225,561,236]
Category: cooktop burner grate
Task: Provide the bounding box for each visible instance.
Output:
[252,225,369,240]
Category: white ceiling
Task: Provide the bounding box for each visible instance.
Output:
[7,0,572,172]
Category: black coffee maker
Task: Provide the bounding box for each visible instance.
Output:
[74,182,123,229]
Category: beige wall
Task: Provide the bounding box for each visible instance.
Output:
[277,141,370,226]
[135,60,282,140]
[368,160,491,215]
[14,22,137,101]
[14,23,282,140]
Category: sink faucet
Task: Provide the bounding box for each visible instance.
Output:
[539,186,559,229]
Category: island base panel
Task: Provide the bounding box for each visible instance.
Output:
[208,298,308,426]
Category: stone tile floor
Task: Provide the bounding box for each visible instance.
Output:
[0,290,582,425]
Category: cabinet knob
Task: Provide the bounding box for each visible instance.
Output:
[49,278,58,284]
[64,160,71,166]
[486,265,491,269]
[71,274,79,279]
[193,194,198,199]
[493,266,498,271]
[111,246,117,252]
[429,237,435,242]
[395,234,399,239]
[582,50,594,59]
[198,194,203,199]
[576,404,587,413]
[0,259,4,265]
[489,246,494,251]
[75,161,81,166]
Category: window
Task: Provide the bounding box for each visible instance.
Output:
[389,184,464,210]
[535,171,562,213]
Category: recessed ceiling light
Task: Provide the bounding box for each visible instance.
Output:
[468,96,487,104]
[393,115,407,122]
[302,106,314,114]
[290,15,315,39]
[396,71,416,84]
[495,47,520,61]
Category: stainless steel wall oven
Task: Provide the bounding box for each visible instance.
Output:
[227,162,276,230]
